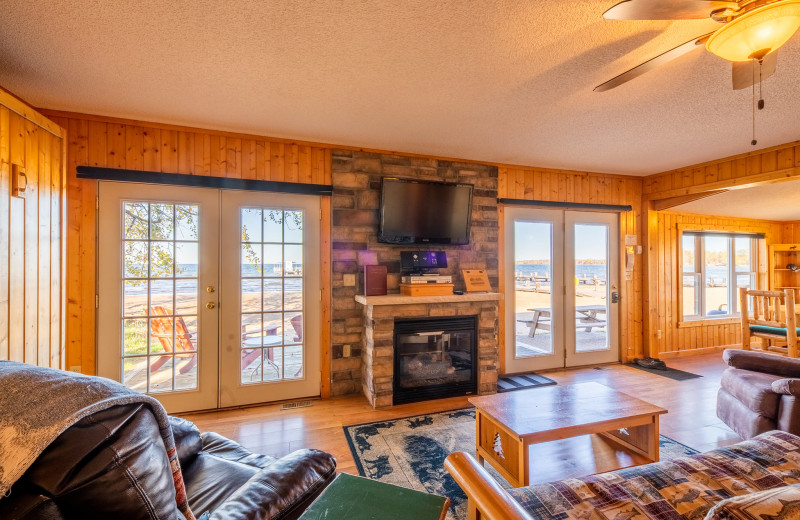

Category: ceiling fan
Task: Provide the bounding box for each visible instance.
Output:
[595,0,800,92]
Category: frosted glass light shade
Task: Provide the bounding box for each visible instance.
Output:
[706,0,800,61]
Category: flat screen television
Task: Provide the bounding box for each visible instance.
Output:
[378,178,473,245]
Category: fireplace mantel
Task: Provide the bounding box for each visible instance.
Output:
[355,292,502,306]
[355,293,500,408]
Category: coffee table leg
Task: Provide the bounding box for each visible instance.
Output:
[475,410,485,464]
[599,414,660,462]
[521,440,530,486]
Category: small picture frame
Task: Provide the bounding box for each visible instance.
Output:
[462,269,491,293]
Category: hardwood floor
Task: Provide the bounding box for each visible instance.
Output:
[181,353,740,477]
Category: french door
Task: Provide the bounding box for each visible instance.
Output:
[98,182,320,413]
[504,208,620,373]
[218,190,320,407]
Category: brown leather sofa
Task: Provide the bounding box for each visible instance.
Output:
[0,402,336,519]
[717,349,800,440]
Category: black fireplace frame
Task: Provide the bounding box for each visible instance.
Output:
[393,315,478,405]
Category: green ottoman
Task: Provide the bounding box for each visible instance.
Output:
[298,473,450,520]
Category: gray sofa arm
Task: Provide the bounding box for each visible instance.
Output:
[723,349,800,378]
[772,378,800,396]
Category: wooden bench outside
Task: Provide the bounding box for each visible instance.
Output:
[518,306,607,337]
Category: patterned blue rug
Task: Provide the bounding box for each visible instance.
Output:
[343,408,698,520]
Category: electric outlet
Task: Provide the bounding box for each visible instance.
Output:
[343,274,356,287]
[69,365,81,372]
[343,344,351,357]
[657,330,662,339]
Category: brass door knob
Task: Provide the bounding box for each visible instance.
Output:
[206,302,216,310]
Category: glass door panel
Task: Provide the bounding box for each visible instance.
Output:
[239,208,305,384]
[120,202,200,393]
[514,221,554,357]
[573,223,609,353]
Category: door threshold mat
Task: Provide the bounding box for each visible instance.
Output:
[625,363,702,381]
[497,372,557,392]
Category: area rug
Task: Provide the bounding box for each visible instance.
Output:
[497,372,557,393]
[343,408,698,520]
[625,363,703,380]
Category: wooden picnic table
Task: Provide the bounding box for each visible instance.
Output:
[519,305,607,337]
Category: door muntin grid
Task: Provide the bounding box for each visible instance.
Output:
[240,208,305,384]
[121,202,200,394]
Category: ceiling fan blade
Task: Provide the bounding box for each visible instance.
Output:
[603,0,737,20]
[731,52,778,90]
[594,32,712,92]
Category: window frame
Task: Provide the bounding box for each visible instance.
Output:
[679,230,759,323]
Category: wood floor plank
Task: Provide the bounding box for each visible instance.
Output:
[181,354,736,478]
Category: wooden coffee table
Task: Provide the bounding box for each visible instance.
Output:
[469,381,667,487]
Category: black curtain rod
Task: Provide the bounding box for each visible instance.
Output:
[76,166,333,196]
[497,198,632,212]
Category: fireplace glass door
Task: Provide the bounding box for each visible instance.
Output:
[394,317,477,404]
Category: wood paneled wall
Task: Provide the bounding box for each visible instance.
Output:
[0,90,66,368]
[651,212,783,357]
[497,168,645,361]
[645,140,800,197]
[643,141,800,357]
[40,111,332,388]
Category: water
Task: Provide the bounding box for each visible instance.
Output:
[516,263,742,288]
[125,264,303,295]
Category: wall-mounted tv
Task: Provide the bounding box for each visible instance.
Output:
[378,178,473,245]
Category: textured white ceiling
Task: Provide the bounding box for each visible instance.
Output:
[0,1,798,176]
[672,180,800,220]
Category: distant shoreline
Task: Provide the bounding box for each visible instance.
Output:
[516,259,607,265]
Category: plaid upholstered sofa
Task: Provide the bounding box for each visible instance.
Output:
[446,430,800,520]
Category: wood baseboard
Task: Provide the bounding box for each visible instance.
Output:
[658,344,738,359]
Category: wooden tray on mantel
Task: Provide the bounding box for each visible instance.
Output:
[400,283,453,297]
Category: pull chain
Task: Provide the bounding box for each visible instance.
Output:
[751,59,757,146]
[751,58,766,146]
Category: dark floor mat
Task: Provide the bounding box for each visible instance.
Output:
[497,372,557,392]
[625,363,702,381]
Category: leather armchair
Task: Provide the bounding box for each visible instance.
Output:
[717,349,800,440]
[0,403,336,520]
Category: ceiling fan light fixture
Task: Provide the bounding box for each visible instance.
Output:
[706,0,800,61]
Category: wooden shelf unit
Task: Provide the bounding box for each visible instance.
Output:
[769,244,800,298]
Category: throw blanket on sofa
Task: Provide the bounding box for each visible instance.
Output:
[0,361,195,520]
[510,430,800,520]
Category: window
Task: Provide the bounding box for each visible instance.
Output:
[681,232,758,320]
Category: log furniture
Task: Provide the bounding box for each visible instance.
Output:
[444,430,800,520]
[739,287,798,357]
[469,382,666,487]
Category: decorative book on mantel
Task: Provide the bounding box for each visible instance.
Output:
[462,269,491,293]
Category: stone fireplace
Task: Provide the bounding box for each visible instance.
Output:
[355,293,500,408]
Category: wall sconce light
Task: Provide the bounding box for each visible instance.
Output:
[11,163,27,198]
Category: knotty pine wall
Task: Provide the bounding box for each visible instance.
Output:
[40,111,332,395]
[0,90,66,368]
[652,212,783,357]
[645,140,800,196]
[497,168,645,362]
[644,141,800,357]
